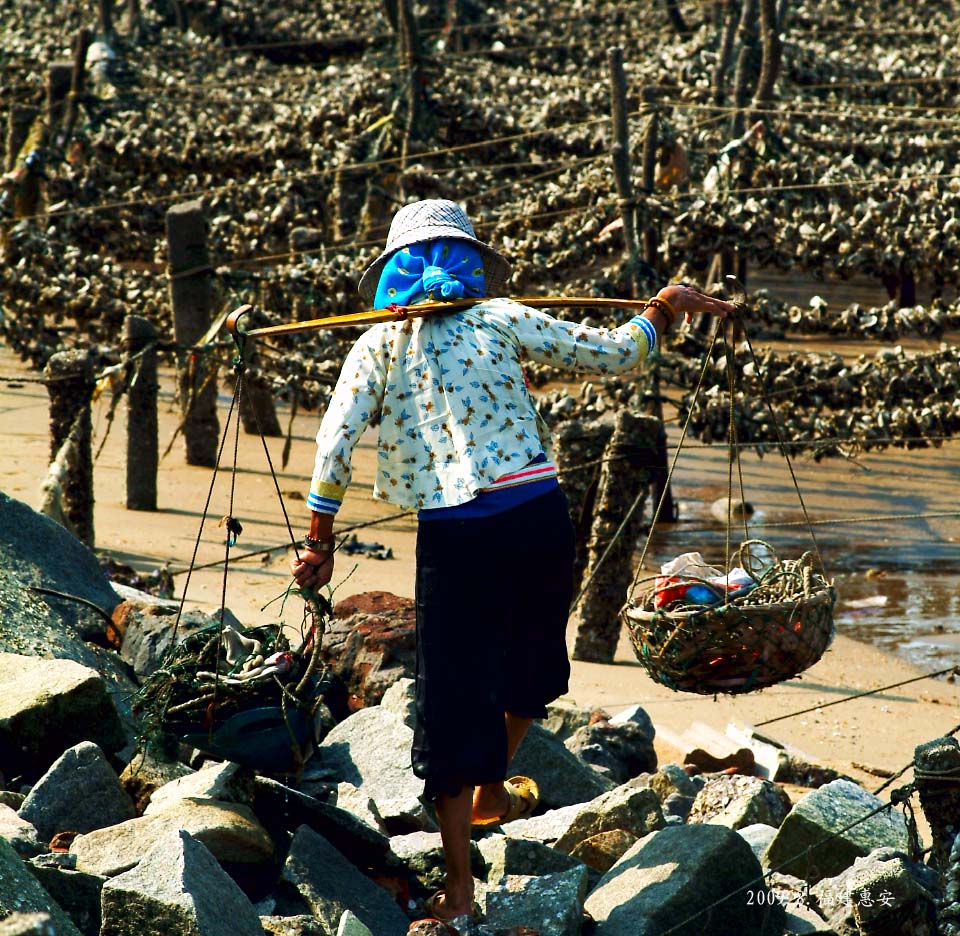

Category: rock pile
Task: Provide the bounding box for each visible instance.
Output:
[0,493,947,936]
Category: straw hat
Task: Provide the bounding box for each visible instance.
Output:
[358,199,512,304]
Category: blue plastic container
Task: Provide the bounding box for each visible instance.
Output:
[181,705,313,773]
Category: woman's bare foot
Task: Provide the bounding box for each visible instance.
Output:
[428,889,476,920]
[471,782,509,822]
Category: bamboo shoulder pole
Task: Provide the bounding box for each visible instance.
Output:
[225,297,653,342]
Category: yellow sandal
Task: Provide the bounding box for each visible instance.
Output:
[471,775,539,828]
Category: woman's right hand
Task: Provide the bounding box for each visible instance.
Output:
[656,284,737,326]
[290,549,335,591]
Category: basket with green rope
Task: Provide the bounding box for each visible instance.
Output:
[133,590,332,771]
[620,541,837,695]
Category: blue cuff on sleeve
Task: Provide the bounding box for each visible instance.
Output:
[635,315,657,354]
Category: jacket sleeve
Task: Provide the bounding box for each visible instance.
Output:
[487,299,657,374]
[308,330,388,515]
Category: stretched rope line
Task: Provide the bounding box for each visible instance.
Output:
[165,508,413,576]
[676,435,960,452]
[755,664,960,727]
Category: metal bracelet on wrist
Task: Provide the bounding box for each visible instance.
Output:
[303,535,335,553]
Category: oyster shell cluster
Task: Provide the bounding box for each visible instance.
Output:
[669,341,960,458]
[1,0,959,443]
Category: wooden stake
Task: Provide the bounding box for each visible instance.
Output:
[399,0,427,194]
[60,28,92,152]
[571,412,660,663]
[166,200,220,467]
[712,0,740,108]
[46,63,74,138]
[44,349,96,546]
[235,312,282,439]
[640,86,660,271]
[555,419,614,600]
[127,0,143,40]
[97,0,114,38]
[663,0,693,36]
[607,47,639,266]
[5,105,39,173]
[125,315,158,510]
[730,0,760,139]
[446,0,464,52]
[750,0,783,122]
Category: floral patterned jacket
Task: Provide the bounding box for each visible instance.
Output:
[308,298,656,514]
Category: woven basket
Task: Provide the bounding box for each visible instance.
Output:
[620,576,837,695]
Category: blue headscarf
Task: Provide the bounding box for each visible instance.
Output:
[374,239,486,309]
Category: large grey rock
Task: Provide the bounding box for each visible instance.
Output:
[378,678,415,730]
[541,700,598,742]
[478,833,584,884]
[336,912,374,936]
[0,655,126,782]
[811,847,939,936]
[553,782,665,854]
[0,915,59,936]
[118,751,194,814]
[737,823,778,866]
[145,761,255,814]
[280,826,409,936]
[686,774,792,830]
[509,724,615,810]
[26,863,106,936]
[316,707,435,833]
[764,779,909,883]
[660,792,694,823]
[564,720,657,784]
[100,830,265,936]
[0,497,137,740]
[0,804,44,857]
[646,763,698,802]
[499,804,583,845]
[19,743,136,842]
[0,493,119,650]
[607,704,656,739]
[569,829,638,874]
[335,783,388,834]
[478,866,589,936]
[70,798,274,876]
[0,838,82,936]
[259,917,326,936]
[584,825,784,936]
[253,776,395,875]
[389,830,484,891]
